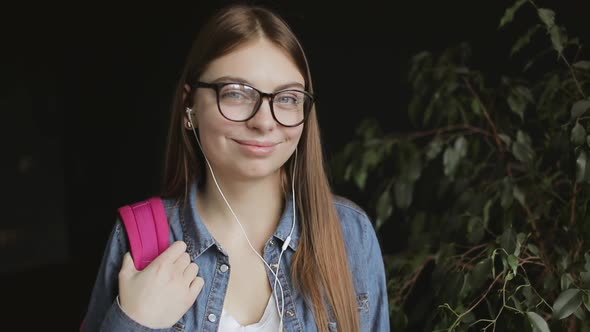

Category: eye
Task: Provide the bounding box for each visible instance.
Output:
[277,95,299,104]
[219,84,256,102]
[276,91,305,105]
[221,90,248,100]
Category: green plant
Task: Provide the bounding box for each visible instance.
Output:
[333,1,590,331]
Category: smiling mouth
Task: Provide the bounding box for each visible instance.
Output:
[233,139,278,147]
[232,139,279,156]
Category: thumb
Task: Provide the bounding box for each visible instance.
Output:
[120,252,138,276]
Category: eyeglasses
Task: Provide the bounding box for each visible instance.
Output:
[194,81,314,127]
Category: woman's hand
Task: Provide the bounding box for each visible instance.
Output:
[118,240,204,328]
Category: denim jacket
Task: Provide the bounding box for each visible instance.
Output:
[82,181,390,331]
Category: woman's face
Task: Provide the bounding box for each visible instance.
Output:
[190,38,305,181]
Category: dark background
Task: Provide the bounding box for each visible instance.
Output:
[1,0,587,330]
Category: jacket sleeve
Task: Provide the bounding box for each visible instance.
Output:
[81,220,174,332]
[363,218,391,331]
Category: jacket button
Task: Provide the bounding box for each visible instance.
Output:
[208,313,217,322]
[219,264,229,273]
[286,309,295,317]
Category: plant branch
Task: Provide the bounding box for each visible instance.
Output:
[570,183,580,227]
[399,255,436,304]
[447,272,505,330]
[401,124,492,141]
[463,77,505,155]
[560,54,587,99]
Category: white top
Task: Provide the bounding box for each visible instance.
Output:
[218,294,281,332]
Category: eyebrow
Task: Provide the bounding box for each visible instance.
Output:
[211,76,305,91]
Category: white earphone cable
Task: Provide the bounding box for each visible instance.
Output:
[186,108,296,329]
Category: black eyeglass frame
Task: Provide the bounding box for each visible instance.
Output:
[194,81,314,127]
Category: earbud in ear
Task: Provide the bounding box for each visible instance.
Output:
[184,108,197,130]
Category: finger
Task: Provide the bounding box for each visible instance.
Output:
[189,276,204,298]
[119,252,137,277]
[153,240,187,264]
[174,252,191,267]
[183,262,198,283]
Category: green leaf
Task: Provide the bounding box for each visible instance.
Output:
[394,178,414,209]
[558,252,570,271]
[470,258,492,290]
[500,227,517,254]
[537,8,555,28]
[573,61,590,70]
[513,185,526,208]
[515,85,534,103]
[553,289,583,320]
[512,297,524,312]
[584,293,590,312]
[526,312,550,332]
[376,189,393,229]
[467,216,484,243]
[443,136,467,178]
[470,98,482,116]
[560,273,573,290]
[426,136,444,160]
[576,150,589,183]
[499,0,527,28]
[571,122,587,145]
[511,25,541,56]
[574,305,587,320]
[508,254,519,276]
[549,25,567,55]
[508,93,526,120]
[527,244,540,256]
[512,130,535,164]
[362,148,381,168]
[454,136,468,158]
[483,199,493,228]
[354,169,367,190]
[499,133,512,147]
[501,177,514,209]
[404,151,422,182]
[571,100,590,120]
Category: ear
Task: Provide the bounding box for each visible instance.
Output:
[184,108,197,130]
[184,118,198,130]
[182,84,192,106]
[183,84,196,130]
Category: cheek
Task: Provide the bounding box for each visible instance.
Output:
[286,126,304,145]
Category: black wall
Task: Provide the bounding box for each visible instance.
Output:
[1,1,587,329]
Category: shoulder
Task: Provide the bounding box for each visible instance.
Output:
[333,195,368,217]
[332,195,375,240]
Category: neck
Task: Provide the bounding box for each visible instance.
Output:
[198,169,285,242]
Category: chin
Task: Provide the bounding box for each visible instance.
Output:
[236,164,282,181]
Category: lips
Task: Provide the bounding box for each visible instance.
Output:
[232,139,279,156]
[233,139,278,147]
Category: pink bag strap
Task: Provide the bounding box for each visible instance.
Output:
[118,197,170,270]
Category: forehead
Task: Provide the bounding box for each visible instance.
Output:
[201,38,304,90]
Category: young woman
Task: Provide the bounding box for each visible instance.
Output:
[82,4,389,331]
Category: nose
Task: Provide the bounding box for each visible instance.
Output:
[246,96,276,132]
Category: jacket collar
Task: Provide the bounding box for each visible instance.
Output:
[183,180,300,258]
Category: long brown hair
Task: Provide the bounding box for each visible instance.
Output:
[162,4,359,331]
